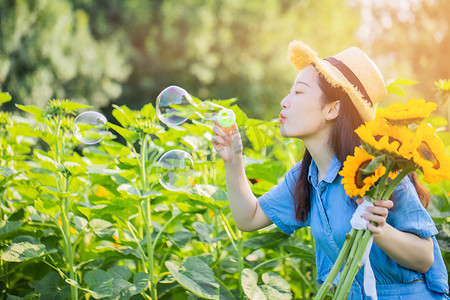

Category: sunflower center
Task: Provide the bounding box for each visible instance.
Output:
[418,142,440,169]
[355,160,371,188]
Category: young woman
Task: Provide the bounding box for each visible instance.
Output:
[211,41,449,299]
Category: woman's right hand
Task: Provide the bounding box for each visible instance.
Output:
[212,122,243,163]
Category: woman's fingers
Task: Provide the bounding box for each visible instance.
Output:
[374,200,394,209]
[211,135,226,145]
[362,199,394,234]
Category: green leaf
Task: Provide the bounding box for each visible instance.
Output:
[260,272,292,300]
[185,184,228,201]
[34,150,62,172]
[16,104,45,123]
[386,84,405,96]
[108,265,132,281]
[388,78,418,86]
[32,272,71,300]
[242,269,267,300]
[89,219,116,238]
[60,101,91,112]
[243,232,288,249]
[245,120,275,151]
[1,241,56,262]
[141,103,156,119]
[282,245,315,264]
[34,199,60,216]
[0,221,23,237]
[241,269,292,300]
[108,122,139,145]
[361,154,386,174]
[192,222,215,244]
[386,78,418,96]
[112,104,135,128]
[113,272,149,298]
[117,184,141,198]
[165,256,220,299]
[0,92,12,104]
[245,161,286,185]
[426,115,448,130]
[170,230,195,248]
[84,269,114,299]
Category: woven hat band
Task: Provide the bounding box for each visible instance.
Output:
[324,56,373,107]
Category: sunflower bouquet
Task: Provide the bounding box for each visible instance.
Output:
[315,98,450,300]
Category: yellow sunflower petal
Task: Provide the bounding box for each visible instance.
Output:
[377,98,437,126]
[412,124,450,183]
[355,119,414,159]
[339,147,387,198]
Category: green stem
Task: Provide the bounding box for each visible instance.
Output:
[315,228,357,300]
[333,229,364,298]
[252,255,294,271]
[140,134,156,300]
[54,115,77,300]
[381,167,413,200]
[287,257,316,293]
[63,179,77,300]
[236,230,244,300]
[334,230,373,300]
[126,221,148,269]
[214,276,237,300]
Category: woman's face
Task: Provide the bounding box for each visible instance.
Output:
[279,65,335,140]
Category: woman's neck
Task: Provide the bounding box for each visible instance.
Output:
[304,139,334,182]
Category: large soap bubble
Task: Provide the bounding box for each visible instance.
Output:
[157,149,196,192]
[156,85,235,127]
[73,111,108,144]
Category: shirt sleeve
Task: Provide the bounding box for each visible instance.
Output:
[258,161,308,235]
[388,177,438,238]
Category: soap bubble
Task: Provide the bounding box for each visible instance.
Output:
[73,111,108,144]
[156,85,236,128]
[156,86,195,126]
[157,149,195,192]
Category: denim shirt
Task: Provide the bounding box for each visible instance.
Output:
[258,156,449,296]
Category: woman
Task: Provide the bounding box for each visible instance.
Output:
[211,41,449,299]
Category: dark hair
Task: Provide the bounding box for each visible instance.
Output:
[293,70,430,222]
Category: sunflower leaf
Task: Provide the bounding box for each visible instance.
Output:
[361,154,386,174]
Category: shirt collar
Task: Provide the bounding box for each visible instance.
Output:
[307,155,342,186]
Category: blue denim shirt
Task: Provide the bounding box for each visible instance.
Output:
[258,156,449,298]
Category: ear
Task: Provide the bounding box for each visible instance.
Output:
[325,100,340,121]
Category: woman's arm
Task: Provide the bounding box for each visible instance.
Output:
[212,123,273,232]
[363,200,434,274]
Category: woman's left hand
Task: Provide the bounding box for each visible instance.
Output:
[356,199,394,235]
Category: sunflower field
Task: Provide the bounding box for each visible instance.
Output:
[0,80,449,299]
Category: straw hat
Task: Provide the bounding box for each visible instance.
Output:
[288,41,387,122]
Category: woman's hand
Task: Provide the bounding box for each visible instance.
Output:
[356,199,394,236]
[211,122,243,163]
[356,198,433,273]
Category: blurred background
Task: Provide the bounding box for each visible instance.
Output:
[0,0,449,121]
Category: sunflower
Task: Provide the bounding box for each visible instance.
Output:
[355,119,414,159]
[411,124,450,183]
[339,147,387,198]
[377,98,437,126]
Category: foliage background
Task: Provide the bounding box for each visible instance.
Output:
[1,0,446,119]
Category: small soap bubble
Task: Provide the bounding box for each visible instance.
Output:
[157,149,195,192]
[73,111,108,144]
[156,86,195,126]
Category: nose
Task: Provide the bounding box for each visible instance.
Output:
[280,95,289,109]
